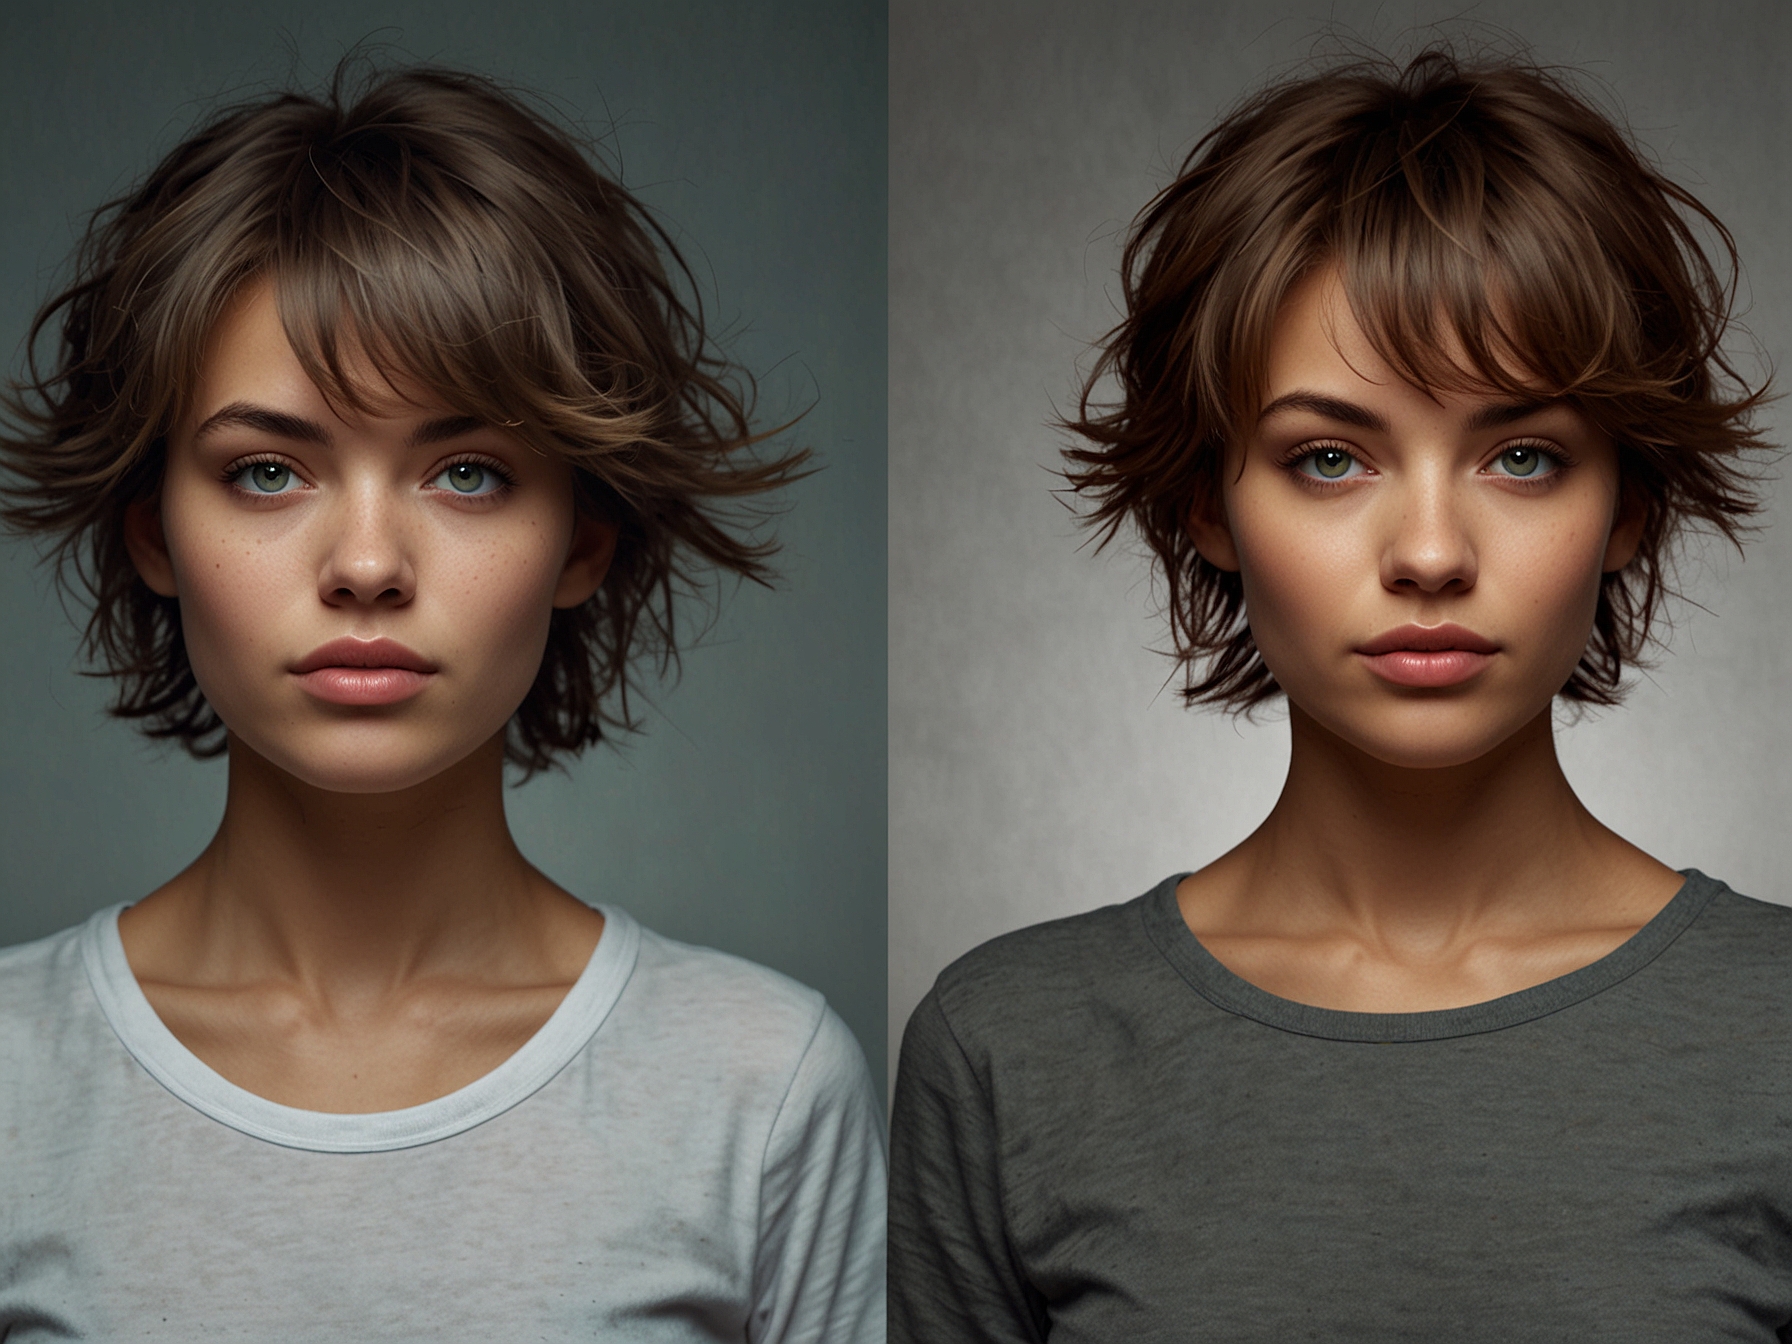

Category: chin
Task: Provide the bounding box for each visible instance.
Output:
[1310,696,1543,772]
[232,722,504,795]
[1356,736,1516,772]
[284,758,470,795]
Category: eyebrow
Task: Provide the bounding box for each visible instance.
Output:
[192,402,329,445]
[1256,393,1388,432]
[1256,391,1560,433]
[1464,398,1558,431]
[191,402,490,449]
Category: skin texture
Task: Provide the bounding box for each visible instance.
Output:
[117,277,618,1111]
[1176,269,1684,1013]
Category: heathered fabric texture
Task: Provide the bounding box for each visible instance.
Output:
[890,870,1792,1342]
[0,903,886,1342]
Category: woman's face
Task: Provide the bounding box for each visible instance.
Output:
[1192,268,1642,770]
[126,277,613,793]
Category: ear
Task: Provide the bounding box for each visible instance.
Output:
[1187,492,1241,573]
[1601,480,1647,573]
[552,515,619,609]
[123,498,180,598]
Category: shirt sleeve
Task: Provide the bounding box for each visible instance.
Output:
[888,990,1048,1344]
[750,1003,887,1344]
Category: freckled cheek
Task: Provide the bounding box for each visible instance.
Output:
[434,533,568,682]
[163,516,315,706]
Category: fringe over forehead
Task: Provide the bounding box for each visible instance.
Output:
[1140,49,1752,456]
[1064,46,1767,712]
[110,67,713,485]
[3,64,801,773]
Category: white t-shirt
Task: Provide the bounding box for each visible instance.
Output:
[0,903,886,1341]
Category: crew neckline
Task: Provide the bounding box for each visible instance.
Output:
[80,901,640,1152]
[1142,868,1721,1042]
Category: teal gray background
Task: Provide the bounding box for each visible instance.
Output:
[0,1,887,1093]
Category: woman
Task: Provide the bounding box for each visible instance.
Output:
[889,48,1790,1340]
[0,65,883,1340]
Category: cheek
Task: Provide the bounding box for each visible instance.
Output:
[1484,510,1609,669]
[433,519,570,683]
[160,486,574,726]
[1229,503,1364,672]
[160,499,313,709]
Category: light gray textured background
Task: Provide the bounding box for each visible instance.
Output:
[890,0,1792,1086]
[0,1,888,1094]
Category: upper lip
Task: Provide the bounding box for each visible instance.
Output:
[291,637,437,674]
[1357,623,1499,656]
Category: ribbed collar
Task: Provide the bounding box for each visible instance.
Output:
[1142,869,1720,1043]
[82,902,639,1152]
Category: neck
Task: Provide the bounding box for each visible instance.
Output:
[139,730,557,991]
[1230,703,1625,943]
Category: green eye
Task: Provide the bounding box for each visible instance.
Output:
[246,462,292,493]
[1311,447,1354,479]
[431,461,508,496]
[445,463,486,493]
[1494,446,1553,478]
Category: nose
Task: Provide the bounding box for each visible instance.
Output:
[1378,472,1477,595]
[318,483,416,608]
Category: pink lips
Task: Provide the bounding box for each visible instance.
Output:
[290,637,437,706]
[1356,623,1499,689]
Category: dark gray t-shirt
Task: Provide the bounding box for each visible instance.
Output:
[890,870,1792,1342]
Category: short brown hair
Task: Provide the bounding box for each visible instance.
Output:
[1063,46,1769,710]
[1,63,803,775]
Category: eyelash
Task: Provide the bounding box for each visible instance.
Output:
[1279,440,1361,485]
[221,453,308,497]
[423,453,518,501]
[1483,439,1570,485]
[1276,439,1570,488]
[219,453,520,499]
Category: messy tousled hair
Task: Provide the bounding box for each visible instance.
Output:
[1,61,804,775]
[1063,44,1769,710]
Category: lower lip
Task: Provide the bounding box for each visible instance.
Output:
[295,668,434,705]
[1359,650,1494,688]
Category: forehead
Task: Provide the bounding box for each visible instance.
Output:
[1261,268,1555,418]
[185,277,447,433]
